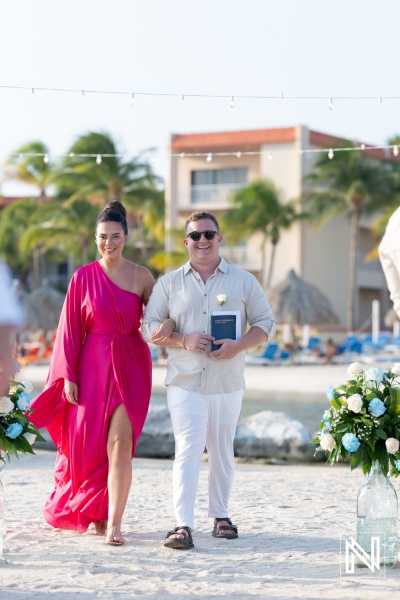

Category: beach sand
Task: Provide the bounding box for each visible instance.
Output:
[1,361,399,599]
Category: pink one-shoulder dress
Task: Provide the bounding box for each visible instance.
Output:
[30,261,152,532]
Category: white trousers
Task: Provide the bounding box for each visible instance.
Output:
[167,385,243,530]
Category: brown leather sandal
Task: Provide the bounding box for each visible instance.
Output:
[164,526,194,550]
[212,518,238,539]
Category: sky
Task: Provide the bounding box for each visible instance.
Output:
[0,0,399,195]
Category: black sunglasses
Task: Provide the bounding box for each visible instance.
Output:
[186,230,219,241]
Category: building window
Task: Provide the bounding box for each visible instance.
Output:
[191,168,247,186]
[190,168,247,204]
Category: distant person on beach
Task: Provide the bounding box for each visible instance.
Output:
[143,210,275,550]
[323,338,338,364]
[30,201,169,546]
[379,206,400,319]
[0,261,25,395]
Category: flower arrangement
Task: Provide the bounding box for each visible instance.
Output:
[0,379,45,465]
[314,362,400,477]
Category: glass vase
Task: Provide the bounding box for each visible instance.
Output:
[357,461,398,567]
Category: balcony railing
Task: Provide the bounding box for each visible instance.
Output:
[178,183,243,207]
[357,252,382,272]
[219,246,259,270]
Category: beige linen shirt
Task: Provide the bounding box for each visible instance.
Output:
[142,258,276,394]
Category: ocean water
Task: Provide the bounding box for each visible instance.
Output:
[356,517,398,566]
[32,388,326,434]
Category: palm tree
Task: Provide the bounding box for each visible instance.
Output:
[302,144,396,331]
[4,142,62,286]
[56,132,163,263]
[0,198,40,281]
[223,179,301,288]
[18,200,100,267]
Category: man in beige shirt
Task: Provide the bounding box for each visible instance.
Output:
[143,211,275,550]
[379,206,400,319]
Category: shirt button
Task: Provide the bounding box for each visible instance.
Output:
[203,368,205,370]
[204,293,207,296]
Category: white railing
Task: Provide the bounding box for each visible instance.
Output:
[178,184,243,207]
[219,246,259,269]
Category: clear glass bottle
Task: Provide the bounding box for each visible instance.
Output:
[357,461,398,567]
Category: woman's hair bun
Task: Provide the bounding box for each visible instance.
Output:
[102,201,127,219]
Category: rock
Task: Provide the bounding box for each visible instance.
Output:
[234,410,316,461]
[135,406,175,458]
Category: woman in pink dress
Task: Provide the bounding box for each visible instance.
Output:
[30,201,170,545]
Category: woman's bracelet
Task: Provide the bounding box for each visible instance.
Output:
[164,318,176,331]
[181,334,186,350]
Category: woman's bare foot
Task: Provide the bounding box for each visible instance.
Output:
[94,520,107,535]
[105,526,125,546]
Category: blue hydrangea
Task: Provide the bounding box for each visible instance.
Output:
[5,422,23,439]
[394,460,400,471]
[368,397,386,417]
[365,368,386,383]
[17,392,30,411]
[326,386,335,401]
[342,432,361,453]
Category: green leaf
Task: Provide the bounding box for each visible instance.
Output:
[375,428,388,440]
[388,388,400,417]
[336,423,350,433]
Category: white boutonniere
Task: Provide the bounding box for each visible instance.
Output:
[217,294,227,305]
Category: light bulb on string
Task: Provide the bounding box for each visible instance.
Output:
[179,152,186,158]
[130,93,135,107]
[394,146,399,157]
[181,94,184,101]
[96,154,102,165]
[151,157,156,165]
[43,154,49,164]
[267,152,272,160]
[360,144,366,151]
[30,87,35,101]
[278,91,283,99]
[378,96,383,104]
[206,153,212,162]
[328,97,333,110]
[69,152,75,157]
[328,148,334,160]
[81,90,85,97]
[230,95,235,109]
[236,152,242,158]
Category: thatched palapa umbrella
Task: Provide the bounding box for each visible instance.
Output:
[269,269,339,345]
[13,279,65,332]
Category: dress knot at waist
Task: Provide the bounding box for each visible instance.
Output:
[87,329,141,340]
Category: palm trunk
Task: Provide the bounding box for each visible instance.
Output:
[33,246,41,289]
[82,238,89,266]
[266,240,278,289]
[347,205,360,332]
[259,236,267,288]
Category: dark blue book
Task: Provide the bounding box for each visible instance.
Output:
[211,315,237,352]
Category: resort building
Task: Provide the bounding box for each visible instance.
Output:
[165,125,391,330]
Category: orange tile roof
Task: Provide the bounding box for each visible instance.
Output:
[171,127,297,150]
[309,130,389,160]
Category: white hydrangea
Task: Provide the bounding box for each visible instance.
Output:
[23,432,36,445]
[347,393,363,413]
[320,433,335,451]
[386,438,400,454]
[347,362,364,377]
[0,396,14,415]
[391,363,400,377]
[20,380,33,394]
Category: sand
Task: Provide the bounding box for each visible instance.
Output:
[1,361,399,599]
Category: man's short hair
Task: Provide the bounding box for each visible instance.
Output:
[185,211,220,235]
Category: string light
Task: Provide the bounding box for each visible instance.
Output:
[3,84,400,104]
[236,152,242,158]
[30,87,34,101]
[328,97,333,110]
[267,152,273,160]
[96,154,102,165]
[69,152,74,157]
[394,146,399,157]
[130,93,135,107]
[43,154,49,164]
[328,148,334,160]
[230,95,235,108]
[206,153,212,162]
[179,152,186,158]
[360,143,365,150]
